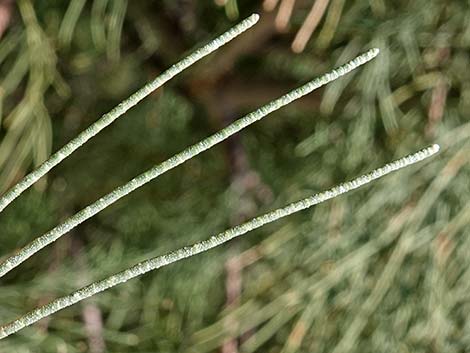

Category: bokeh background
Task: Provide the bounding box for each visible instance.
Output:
[0,1,469,352]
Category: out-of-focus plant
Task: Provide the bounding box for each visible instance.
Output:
[1,12,422,338]
[0,1,468,352]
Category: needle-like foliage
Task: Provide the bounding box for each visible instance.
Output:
[0,14,260,213]
[0,144,439,339]
[1,2,463,351]
[0,47,378,278]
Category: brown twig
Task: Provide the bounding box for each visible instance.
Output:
[328,198,344,240]
[425,48,450,138]
[0,0,13,39]
[425,79,448,137]
[292,0,331,53]
[275,0,296,31]
[218,70,273,353]
[81,304,106,353]
[72,238,106,353]
[191,11,276,86]
[263,0,280,12]
[222,255,243,353]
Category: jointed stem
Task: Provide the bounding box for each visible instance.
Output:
[0,144,439,339]
[0,48,380,278]
[0,14,260,213]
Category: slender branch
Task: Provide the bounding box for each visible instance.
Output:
[0,144,440,339]
[0,48,380,278]
[0,13,260,213]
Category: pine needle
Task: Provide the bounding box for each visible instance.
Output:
[58,0,87,48]
[0,144,440,340]
[0,48,379,279]
[0,13,260,213]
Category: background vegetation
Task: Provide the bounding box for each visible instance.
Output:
[0,0,468,352]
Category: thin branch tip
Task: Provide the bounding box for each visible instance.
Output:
[0,13,259,214]
[0,145,438,340]
[250,13,261,22]
[369,47,380,57]
[0,49,379,279]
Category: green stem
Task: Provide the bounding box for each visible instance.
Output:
[0,48,380,278]
[0,144,439,339]
[0,13,260,213]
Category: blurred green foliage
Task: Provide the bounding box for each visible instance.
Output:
[0,0,469,352]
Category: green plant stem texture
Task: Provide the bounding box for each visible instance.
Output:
[0,48,380,278]
[0,144,440,339]
[0,13,260,213]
